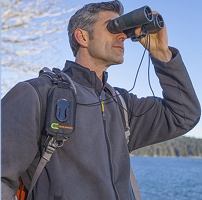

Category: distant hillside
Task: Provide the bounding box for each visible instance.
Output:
[131,136,202,157]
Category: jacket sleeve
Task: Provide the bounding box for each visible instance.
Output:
[126,47,201,152]
[1,82,41,199]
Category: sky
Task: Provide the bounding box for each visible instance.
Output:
[2,0,202,138]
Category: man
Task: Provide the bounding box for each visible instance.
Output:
[1,1,201,200]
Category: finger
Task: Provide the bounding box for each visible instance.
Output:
[152,11,158,15]
[134,27,142,36]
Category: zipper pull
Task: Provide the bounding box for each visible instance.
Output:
[101,101,105,113]
[100,98,105,119]
[100,91,105,119]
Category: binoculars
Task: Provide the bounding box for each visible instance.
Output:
[107,6,164,41]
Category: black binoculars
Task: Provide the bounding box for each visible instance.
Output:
[107,6,164,41]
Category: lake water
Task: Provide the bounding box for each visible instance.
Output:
[130,156,202,200]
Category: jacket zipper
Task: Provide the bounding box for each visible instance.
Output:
[100,96,120,200]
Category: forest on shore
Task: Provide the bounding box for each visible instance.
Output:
[131,136,202,157]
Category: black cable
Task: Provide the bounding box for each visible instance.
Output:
[127,35,149,93]
[77,34,149,107]
[112,34,157,117]
[77,33,157,118]
[148,53,155,97]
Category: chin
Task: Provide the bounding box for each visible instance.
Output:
[114,56,124,64]
[108,56,124,66]
[110,60,124,66]
[116,58,124,64]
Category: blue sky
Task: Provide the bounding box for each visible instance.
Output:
[2,0,202,138]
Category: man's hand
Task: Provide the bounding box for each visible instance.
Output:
[136,11,172,62]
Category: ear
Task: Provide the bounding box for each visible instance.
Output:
[74,28,89,47]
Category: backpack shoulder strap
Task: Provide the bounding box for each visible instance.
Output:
[105,84,142,200]
[26,67,77,198]
[115,89,142,200]
[114,90,130,143]
[105,84,131,141]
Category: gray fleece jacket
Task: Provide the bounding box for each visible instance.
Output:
[1,47,201,200]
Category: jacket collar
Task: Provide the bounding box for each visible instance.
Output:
[62,60,108,95]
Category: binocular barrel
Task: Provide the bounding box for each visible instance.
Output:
[107,6,153,33]
[123,14,164,39]
[107,5,164,40]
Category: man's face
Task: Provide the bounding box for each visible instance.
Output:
[87,11,127,67]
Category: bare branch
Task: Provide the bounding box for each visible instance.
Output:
[1,0,80,96]
[1,0,79,69]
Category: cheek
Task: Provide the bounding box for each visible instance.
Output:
[88,39,107,57]
[88,42,101,57]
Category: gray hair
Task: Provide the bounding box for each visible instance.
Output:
[68,0,124,57]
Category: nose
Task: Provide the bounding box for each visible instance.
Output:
[117,32,127,41]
